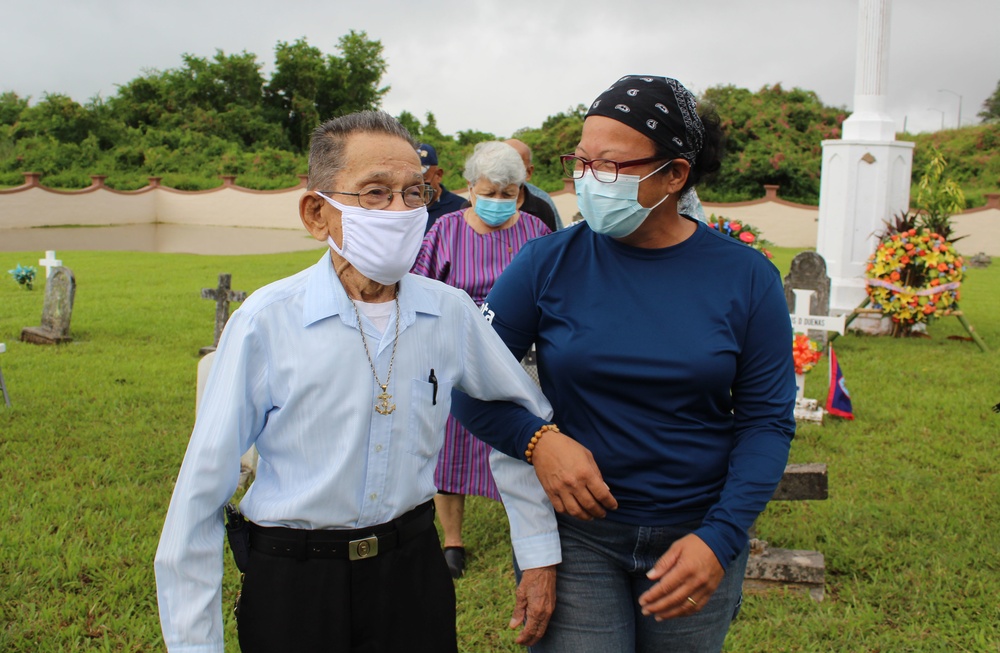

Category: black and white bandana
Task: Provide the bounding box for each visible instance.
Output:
[585,75,704,165]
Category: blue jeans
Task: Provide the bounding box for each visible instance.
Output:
[527,515,748,653]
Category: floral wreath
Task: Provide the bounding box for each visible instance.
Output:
[707,215,773,258]
[865,228,964,324]
[792,333,822,375]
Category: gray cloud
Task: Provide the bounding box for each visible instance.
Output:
[1,0,996,137]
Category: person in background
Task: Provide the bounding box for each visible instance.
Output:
[454,75,796,652]
[419,143,466,233]
[504,138,562,231]
[155,112,560,652]
[412,141,552,579]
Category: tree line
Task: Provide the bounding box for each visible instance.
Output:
[0,32,387,192]
[1,33,997,207]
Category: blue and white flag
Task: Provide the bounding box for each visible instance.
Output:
[826,345,854,420]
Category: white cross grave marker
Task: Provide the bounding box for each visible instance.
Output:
[39,251,62,278]
[790,288,845,342]
[789,289,846,422]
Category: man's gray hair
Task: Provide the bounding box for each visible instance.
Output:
[462,141,527,188]
[307,111,416,190]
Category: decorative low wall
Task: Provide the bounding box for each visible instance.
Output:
[950,196,1000,257]
[702,185,821,249]
[0,174,305,231]
[2,173,998,254]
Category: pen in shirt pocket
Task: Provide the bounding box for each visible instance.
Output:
[428,369,438,405]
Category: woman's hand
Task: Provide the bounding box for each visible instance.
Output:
[531,431,618,519]
[637,534,725,620]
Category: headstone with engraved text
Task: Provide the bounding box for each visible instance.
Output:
[784,252,838,344]
[21,266,76,345]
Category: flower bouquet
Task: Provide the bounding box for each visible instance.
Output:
[706,215,773,258]
[8,264,36,290]
[792,333,822,376]
[791,333,824,420]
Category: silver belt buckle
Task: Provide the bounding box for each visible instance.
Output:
[349,535,379,560]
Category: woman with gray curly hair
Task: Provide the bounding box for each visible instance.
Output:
[412,140,551,579]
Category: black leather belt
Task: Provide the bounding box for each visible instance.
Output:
[248,501,435,561]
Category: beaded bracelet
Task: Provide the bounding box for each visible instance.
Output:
[525,424,560,464]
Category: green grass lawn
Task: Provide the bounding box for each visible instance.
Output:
[1,246,998,652]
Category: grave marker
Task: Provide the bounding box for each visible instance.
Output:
[21,267,76,345]
[0,343,10,407]
[785,253,845,422]
[200,274,246,355]
[745,463,829,601]
[784,252,843,344]
[749,252,837,599]
[790,289,845,343]
[789,287,846,422]
[38,250,62,278]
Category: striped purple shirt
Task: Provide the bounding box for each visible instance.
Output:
[412,209,551,498]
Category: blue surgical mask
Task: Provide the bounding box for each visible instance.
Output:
[575,162,672,238]
[473,193,518,226]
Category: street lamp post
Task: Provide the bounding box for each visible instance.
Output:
[927,108,944,131]
[938,89,962,128]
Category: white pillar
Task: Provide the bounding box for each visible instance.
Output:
[842,0,895,141]
[817,0,914,318]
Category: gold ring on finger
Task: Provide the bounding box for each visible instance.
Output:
[686,596,698,607]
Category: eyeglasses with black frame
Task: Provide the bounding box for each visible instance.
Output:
[560,154,670,183]
[318,184,435,210]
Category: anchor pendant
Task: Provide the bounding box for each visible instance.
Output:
[375,385,396,415]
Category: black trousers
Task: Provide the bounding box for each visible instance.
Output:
[236,511,457,653]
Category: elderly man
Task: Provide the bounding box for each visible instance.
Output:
[418,142,466,233]
[155,111,559,653]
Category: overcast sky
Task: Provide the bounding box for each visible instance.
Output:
[1,0,997,138]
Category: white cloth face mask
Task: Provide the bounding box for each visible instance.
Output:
[316,192,428,285]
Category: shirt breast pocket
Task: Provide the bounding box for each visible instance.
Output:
[406,377,453,458]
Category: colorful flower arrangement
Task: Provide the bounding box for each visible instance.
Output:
[865,228,964,326]
[706,215,773,258]
[792,333,822,375]
[7,264,36,290]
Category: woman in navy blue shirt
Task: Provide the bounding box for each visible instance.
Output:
[454,75,796,653]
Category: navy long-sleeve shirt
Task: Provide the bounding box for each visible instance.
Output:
[452,219,796,567]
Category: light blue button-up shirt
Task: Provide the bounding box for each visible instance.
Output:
[154,254,559,653]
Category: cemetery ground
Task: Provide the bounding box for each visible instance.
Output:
[0,248,998,652]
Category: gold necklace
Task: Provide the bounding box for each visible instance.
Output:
[350,292,400,415]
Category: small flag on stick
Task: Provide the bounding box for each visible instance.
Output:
[826,345,853,419]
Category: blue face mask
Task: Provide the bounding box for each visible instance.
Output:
[575,162,672,238]
[473,194,518,226]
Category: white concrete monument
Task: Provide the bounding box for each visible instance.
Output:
[816,0,914,319]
